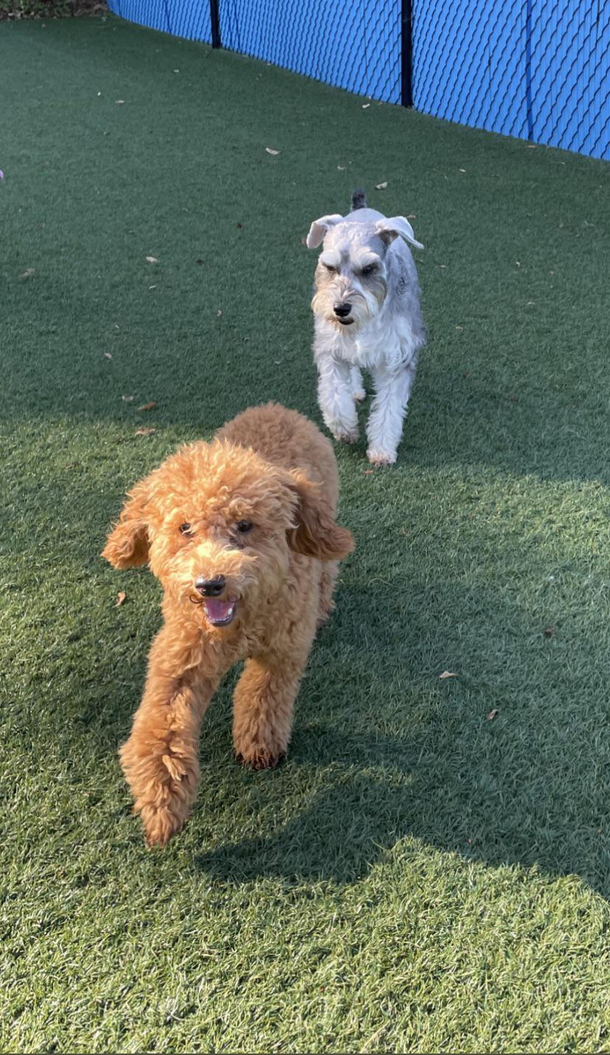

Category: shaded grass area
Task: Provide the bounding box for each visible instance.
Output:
[1,15,610,1053]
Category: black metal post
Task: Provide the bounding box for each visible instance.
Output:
[401,0,413,108]
[210,0,221,48]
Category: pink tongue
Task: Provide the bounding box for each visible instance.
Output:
[204,598,234,622]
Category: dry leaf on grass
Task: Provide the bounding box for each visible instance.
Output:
[21,268,35,279]
[375,181,388,190]
[362,103,371,109]
[459,168,466,173]
[217,309,223,317]
[135,427,156,436]
[116,99,125,104]
[137,401,157,411]
[265,147,281,155]
[407,213,416,219]
[337,165,346,171]
[146,256,159,264]
[122,394,134,402]
[486,708,499,721]
[543,626,554,637]
[115,591,126,607]
[439,671,458,679]
[104,352,113,359]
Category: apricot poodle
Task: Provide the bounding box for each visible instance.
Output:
[102,403,354,847]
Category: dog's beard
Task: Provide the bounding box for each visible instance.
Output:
[172,547,287,631]
[311,283,385,332]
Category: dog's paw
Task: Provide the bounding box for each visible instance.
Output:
[330,424,359,444]
[234,748,286,771]
[139,802,185,847]
[366,446,397,467]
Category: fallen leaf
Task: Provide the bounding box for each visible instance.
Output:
[173,68,179,73]
[543,626,554,637]
[362,103,371,109]
[116,99,125,104]
[337,165,346,171]
[265,147,281,155]
[115,591,126,607]
[146,256,159,264]
[135,427,156,436]
[486,708,499,720]
[439,264,447,269]
[362,469,374,475]
[138,401,157,411]
[121,395,134,402]
[439,671,458,679]
[148,284,157,290]
[104,352,113,359]
[217,309,223,317]
[526,143,537,148]
[459,167,466,172]
[375,181,388,190]
[407,214,416,219]
[21,268,35,279]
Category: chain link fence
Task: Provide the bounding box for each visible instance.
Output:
[107,0,609,161]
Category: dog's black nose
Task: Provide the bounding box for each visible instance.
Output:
[334,303,352,318]
[195,575,226,597]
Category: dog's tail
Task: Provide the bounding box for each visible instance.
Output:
[350,188,367,211]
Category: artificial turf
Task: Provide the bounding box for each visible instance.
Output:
[1,14,610,1053]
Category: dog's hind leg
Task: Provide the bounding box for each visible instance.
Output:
[317,561,339,627]
[233,652,310,769]
[351,365,366,403]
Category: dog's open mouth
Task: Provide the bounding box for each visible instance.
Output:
[202,597,238,627]
[337,318,353,326]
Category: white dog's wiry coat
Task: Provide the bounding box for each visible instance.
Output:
[307,194,426,465]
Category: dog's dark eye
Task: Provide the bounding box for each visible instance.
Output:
[361,264,376,276]
[323,263,337,273]
[236,520,253,534]
[179,523,193,536]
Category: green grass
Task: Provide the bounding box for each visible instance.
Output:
[1,14,610,1053]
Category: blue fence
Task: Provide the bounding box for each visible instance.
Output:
[107,0,610,161]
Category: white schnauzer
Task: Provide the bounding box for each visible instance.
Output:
[307,190,425,466]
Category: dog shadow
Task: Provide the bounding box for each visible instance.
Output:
[190,576,610,896]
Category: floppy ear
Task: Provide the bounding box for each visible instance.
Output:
[286,470,355,561]
[102,479,152,570]
[375,216,424,250]
[306,213,344,249]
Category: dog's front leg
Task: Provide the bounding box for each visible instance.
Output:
[366,360,417,466]
[233,653,307,769]
[317,355,359,443]
[120,629,220,847]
